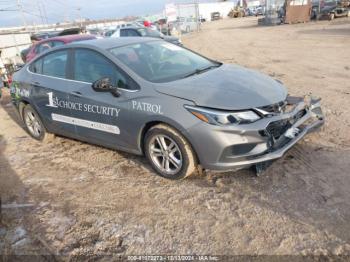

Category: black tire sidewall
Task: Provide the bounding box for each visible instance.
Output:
[23,104,46,141]
[144,127,191,180]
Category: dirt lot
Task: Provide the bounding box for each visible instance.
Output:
[1,17,350,259]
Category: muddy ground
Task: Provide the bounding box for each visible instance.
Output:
[1,17,350,259]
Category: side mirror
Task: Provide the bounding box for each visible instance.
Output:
[92,77,120,97]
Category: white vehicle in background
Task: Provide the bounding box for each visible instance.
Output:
[110,26,182,46]
[116,23,134,30]
[104,29,116,37]
[177,17,198,33]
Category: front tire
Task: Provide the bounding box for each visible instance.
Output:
[22,104,48,141]
[144,124,197,180]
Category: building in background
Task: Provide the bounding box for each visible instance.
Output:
[0,33,31,65]
[166,1,236,22]
[0,33,31,86]
[164,1,236,34]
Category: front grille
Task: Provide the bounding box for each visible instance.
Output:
[266,120,291,139]
[263,109,307,140]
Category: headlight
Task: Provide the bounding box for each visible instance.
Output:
[185,105,260,125]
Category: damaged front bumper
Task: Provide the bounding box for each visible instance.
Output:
[189,95,324,171]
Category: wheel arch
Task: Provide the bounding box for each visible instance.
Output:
[18,99,30,120]
[138,120,199,164]
[18,99,49,132]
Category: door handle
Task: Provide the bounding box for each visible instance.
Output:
[70,91,83,97]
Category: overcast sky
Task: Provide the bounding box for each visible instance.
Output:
[0,0,228,27]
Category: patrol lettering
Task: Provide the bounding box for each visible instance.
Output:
[132,101,163,114]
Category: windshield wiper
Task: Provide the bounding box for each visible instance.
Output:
[182,63,222,79]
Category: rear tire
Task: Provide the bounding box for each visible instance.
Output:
[144,124,197,180]
[22,104,53,142]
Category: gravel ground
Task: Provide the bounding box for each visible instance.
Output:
[1,17,350,259]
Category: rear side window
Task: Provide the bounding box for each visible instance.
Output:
[73,49,127,87]
[42,50,68,78]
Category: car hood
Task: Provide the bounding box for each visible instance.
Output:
[155,64,288,110]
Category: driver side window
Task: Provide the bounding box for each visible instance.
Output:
[73,49,131,89]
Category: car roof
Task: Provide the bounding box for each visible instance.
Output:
[36,34,96,44]
[68,37,157,50]
[120,26,144,30]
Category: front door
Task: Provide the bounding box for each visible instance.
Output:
[66,48,138,149]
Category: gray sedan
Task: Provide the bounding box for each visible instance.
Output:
[11,38,324,179]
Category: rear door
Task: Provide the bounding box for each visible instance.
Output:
[28,49,77,136]
[66,48,139,149]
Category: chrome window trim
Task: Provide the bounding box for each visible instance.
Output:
[26,65,139,93]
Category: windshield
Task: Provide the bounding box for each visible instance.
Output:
[137,28,162,38]
[109,41,220,83]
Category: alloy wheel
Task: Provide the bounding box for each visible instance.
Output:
[24,109,42,138]
[149,135,183,176]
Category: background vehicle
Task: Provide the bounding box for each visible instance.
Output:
[115,23,134,30]
[104,29,116,37]
[111,27,182,45]
[311,0,350,20]
[57,27,84,36]
[31,31,59,41]
[29,28,84,43]
[328,7,350,19]
[24,34,96,63]
[155,18,171,35]
[228,7,246,18]
[177,17,198,33]
[211,12,221,21]
[88,28,104,37]
[199,16,206,23]
[248,6,265,16]
[21,47,31,63]
[255,6,265,16]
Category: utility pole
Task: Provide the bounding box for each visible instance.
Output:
[77,7,83,29]
[41,0,49,25]
[16,0,27,30]
[195,0,200,32]
[37,0,45,25]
